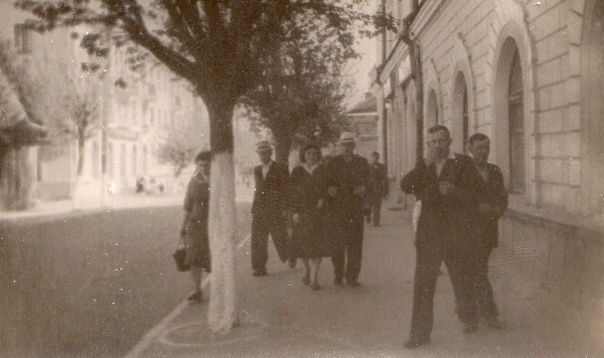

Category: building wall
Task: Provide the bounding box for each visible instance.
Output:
[373,0,604,315]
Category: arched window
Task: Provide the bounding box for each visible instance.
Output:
[131,145,137,176]
[92,141,100,179]
[452,72,469,153]
[120,143,127,177]
[508,49,525,193]
[107,143,114,178]
[426,90,438,129]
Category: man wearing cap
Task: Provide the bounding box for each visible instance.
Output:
[324,132,370,287]
[251,140,290,276]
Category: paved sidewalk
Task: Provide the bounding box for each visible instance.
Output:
[125,205,603,357]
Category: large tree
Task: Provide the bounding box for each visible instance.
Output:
[16,0,379,332]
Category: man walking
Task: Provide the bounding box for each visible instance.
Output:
[365,151,388,226]
[250,140,289,276]
[325,132,370,287]
[400,125,481,348]
[467,133,508,329]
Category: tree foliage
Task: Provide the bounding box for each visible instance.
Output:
[155,121,206,178]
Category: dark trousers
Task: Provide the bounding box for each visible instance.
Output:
[475,246,498,318]
[332,214,364,281]
[365,199,382,225]
[251,213,288,271]
[409,242,477,341]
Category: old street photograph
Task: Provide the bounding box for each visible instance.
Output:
[1,0,603,357]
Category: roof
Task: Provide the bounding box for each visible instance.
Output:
[347,94,377,115]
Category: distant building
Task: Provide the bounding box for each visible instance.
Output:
[372,0,604,318]
[346,93,379,162]
[0,4,209,206]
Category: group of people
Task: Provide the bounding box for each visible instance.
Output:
[250,132,380,290]
[400,125,508,348]
[177,124,508,351]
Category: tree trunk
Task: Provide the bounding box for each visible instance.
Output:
[0,146,37,211]
[206,100,238,333]
[271,120,295,166]
[77,138,85,177]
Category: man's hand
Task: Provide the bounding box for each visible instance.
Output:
[316,199,325,209]
[292,213,300,224]
[425,147,440,167]
[438,181,457,195]
[354,186,366,196]
[328,186,338,197]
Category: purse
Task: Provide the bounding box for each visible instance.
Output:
[173,247,190,272]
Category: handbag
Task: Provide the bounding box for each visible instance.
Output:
[173,247,190,272]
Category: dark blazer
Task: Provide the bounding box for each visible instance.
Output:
[325,154,370,216]
[368,162,388,200]
[470,163,508,248]
[401,153,481,247]
[252,161,289,217]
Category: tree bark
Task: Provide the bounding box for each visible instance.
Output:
[0,146,37,211]
[205,99,238,333]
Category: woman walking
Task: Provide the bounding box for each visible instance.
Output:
[289,144,331,290]
[180,150,212,302]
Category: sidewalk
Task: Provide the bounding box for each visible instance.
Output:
[125,205,603,357]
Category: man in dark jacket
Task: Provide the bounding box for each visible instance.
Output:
[325,132,370,287]
[467,133,508,329]
[251,140,289,276]
[400,125,482,348]
[365,151,388,226]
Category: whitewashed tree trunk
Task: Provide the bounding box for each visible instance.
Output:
[207,151,238,332]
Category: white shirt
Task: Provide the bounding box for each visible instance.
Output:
[435,151,457,177]
[262,161,273,179]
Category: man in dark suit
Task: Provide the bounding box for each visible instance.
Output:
[400,125,482,348]
[467,133,508,329]
[325,132,370,287]
[251,140,289,276]
[365,151,388,227]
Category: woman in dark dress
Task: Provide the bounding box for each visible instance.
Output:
[180,150,212,302]
[289,144,330,290]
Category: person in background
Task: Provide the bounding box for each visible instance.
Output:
[325,132,370,287]
[250,140,289,276]
[289,144,332,290]
[365,151,388,226]
[180,150,212,302]
[400,125,482,348]
[467,133,508,329]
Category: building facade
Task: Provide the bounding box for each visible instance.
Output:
[0,3,208,206]
[371,0,604,316]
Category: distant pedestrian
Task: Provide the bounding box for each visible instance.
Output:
[400,125,482,348]
[180,150,212,302]
[250,140,289,276]
[365,151,388,226]
[324,132,370,287]
[467,133,508,329]
[289,144,332,290]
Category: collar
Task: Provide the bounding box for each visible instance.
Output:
[302,163,318,174]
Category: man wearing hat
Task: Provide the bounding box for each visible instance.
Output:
[250,140,290,276]
[324,132,370,287]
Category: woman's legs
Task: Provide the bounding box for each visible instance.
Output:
[188,266,203,301]
[301,258,311,285]
[310,258,321,290]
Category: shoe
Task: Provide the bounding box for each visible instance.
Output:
[302,274,310,286]
[346,279,361,288]
[289,258,297,268]
[403,337,430,349]
[311,281,321,291]
[187,291,202,302]
[333,278,344,286]
[463,322,478,334]
[373,223,381,227]
[485,317,503,329]
[252,269,267,276]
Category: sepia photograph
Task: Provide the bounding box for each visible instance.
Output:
[0,0,603,357]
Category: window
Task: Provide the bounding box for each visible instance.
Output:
[508,49,525,193]
[14,24,32,53]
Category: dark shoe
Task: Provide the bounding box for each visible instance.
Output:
[346,279,361,288]
[373,223,381,227]
[252,269,267,277]
[187,291,202,302]
[289,258,297,268]
[333,278,344,286]
[302,274,310,286]
[463,322,478,334]
[311,281,321,291]
[485,317,503,329]
[403,337,430,349]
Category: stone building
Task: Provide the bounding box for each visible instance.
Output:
[371,0,603,317]
[0,4,208,206]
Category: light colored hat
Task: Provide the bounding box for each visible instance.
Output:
[339,132,356,144]
[255,140,273,152]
